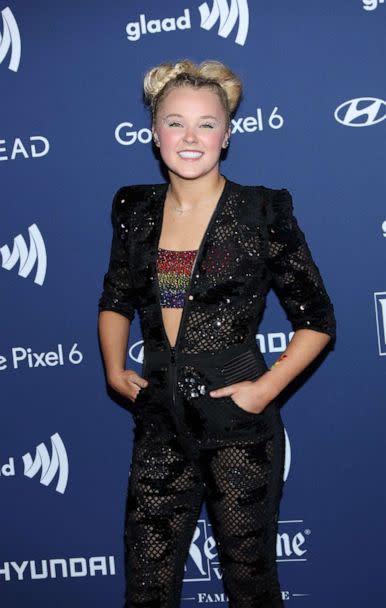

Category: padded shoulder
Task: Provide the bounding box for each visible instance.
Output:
[111,183,166,218]
[234,183,293,223]
[114,183,165,201]
[261,186,294,225]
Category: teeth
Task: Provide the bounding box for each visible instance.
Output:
[178,151,203,159]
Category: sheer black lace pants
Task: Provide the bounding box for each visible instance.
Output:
[123,421,285,608]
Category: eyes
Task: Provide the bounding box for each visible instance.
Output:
[166,121,215,129]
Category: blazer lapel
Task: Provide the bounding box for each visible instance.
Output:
[131,183,168,304]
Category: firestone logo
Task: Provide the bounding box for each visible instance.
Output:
[0,6,21,72]
[0,432,69,494]
[125,1,250,46]
[1,224,47,285]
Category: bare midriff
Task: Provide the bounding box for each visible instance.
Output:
[161,308,184,348]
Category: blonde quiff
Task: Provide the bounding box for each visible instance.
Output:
[143,59,242,127]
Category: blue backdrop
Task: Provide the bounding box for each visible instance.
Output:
[1,1,385,606]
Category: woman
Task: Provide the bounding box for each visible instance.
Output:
[98,59,336,608]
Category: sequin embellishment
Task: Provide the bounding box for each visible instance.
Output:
[157,248,198,308]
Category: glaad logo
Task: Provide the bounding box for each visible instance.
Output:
[0,135,50,160]
[0,6,21,72]
[23,433,68,494]
[374,292,386,356]
[362,0,384,10]
[0,432,69,494]
[125,1,249,46]
[126,9,191,41]
[334,97,386,127]
[0,224,47,285]
[199,0,249,46]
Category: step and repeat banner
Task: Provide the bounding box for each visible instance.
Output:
[1,1,385,607]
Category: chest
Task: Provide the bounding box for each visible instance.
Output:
[158,204,217,251]
[130,192,270,300]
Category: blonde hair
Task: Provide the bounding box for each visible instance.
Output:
[143,59,242,127]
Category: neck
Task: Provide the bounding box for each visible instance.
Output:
[167,172,225,210]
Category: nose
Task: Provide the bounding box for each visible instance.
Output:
[182,126,198,143]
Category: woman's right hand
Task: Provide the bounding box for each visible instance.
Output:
[107,369,149,402]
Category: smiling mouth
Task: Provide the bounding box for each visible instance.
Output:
[178,151,204,159]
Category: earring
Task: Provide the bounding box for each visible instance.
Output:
[224,139,230,148]
[153,134,159,145]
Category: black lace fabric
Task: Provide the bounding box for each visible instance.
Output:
[98,181,336,350]
[98,180,336,607]
[266,188,336,338]
[99,188,138,322]
[124,418,284,607]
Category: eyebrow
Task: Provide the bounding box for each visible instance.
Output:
[163,113,219,120]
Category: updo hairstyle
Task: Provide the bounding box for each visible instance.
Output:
[143,59,242,128]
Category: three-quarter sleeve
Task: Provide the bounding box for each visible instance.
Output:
[98,187,137,321]
[266,188,336,341]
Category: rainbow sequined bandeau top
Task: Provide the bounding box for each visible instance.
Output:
[156,247,198,308]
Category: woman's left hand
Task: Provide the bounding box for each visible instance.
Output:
[209,375,279,415]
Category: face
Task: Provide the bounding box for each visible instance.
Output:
[152,86,230,181]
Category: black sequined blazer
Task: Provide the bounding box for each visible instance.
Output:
[98,178,336,448]
[99,177,336,346]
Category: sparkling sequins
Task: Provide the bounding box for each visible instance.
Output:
[177,366,207,399]
[99,183,336,351]
[156,248,197,308]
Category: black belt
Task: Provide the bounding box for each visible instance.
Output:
[143,340,268,387]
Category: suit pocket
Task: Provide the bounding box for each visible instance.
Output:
[213,347,270,418]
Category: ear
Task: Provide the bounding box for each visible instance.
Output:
[152,129,160,147]
[222,127,231,149]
